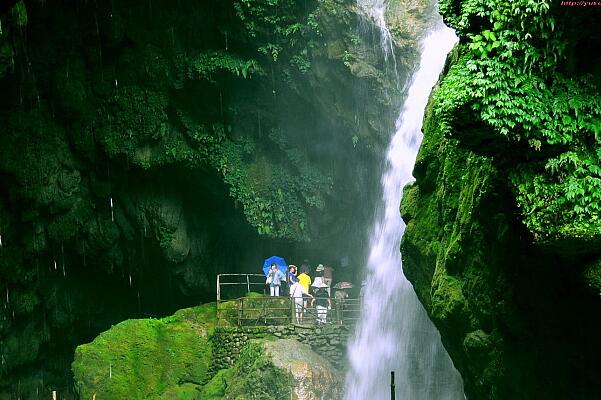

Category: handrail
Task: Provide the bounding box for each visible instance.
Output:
[216,295,361,327]
[217,273,269,301]
[216,274,360,327]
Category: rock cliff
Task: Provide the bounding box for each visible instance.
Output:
[72,302,345,399]
[0,0,431,394]
[401,1,601,399]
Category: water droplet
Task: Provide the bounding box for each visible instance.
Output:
[110,197,114,222]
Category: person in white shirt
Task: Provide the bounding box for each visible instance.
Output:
[289,281,312,323]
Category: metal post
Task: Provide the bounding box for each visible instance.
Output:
[246,274,250,294]
[391,371,395,400]
[216,274,221,302]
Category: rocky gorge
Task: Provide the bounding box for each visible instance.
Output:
[0,0,599,399]
[0,0,431,396]
[401,1,601,399]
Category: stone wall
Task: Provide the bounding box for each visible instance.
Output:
[210,324,352,374]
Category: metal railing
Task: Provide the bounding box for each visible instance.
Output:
[217,296,361,327]
[216,273,267,301]
[216,274,360,327]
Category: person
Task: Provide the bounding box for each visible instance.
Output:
[288,265,299,284]
[266,263,285,296]
[289,280,312,324]
[323,265,334,296]
[297,268,311,310]
[334,288,349,301]
[334,289,349,324]
[310,282,331,325]
[297,268,311,292]
[313,264,325,295]
[359,280,367,299]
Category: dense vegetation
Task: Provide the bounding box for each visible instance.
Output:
[0,0,431,396]
[401,1,600,399]
[436,0,601,247]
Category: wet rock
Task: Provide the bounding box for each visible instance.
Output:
[264,339,343,400]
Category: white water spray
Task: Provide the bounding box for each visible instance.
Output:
[345,10,464,400]
[357,0,395,61]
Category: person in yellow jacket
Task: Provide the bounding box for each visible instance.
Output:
[297,267,312,309]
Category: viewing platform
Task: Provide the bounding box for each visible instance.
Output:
[216,273,361,327]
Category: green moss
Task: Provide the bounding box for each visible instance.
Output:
[402,3,601,397]
[72,303,215,399]
[583,259,601,297]
[218,294,292,326]
[156,383,202,400]
[198,369,233,399]
[431,266,467,326]
[222,341,293,400]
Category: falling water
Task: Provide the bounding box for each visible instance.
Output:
[110,197,115,222]
[357,0,395,61]
[345,7,464,400]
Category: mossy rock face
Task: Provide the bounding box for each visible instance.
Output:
[401,2,601,398]
[264,338,343,400]
[220,340,294,400]
[72,304,216,399]
[0,0,433,391]
[72,300,346,399]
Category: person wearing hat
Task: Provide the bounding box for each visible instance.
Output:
[313,264,324,294]
[310,281,331,325]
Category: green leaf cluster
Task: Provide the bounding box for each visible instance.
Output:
[190,51,264,81]
[435,0,601,245]
[234,0,320,73]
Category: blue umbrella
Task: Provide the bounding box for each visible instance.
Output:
[262,256,288,277]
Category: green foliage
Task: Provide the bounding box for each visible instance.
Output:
[435,0,601,245]
[198,369,233,399]
[98,86,169,161]
[190,51,263,81]
[233,0,319,72]
[223,341,292,400]
[583,259,601,297]
[13,0,28,27]
[179,111,331,242]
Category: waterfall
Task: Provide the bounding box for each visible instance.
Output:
[345,5,465,400]
[357,0,395,61]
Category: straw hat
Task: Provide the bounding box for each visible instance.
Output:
[316,264,325,272]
